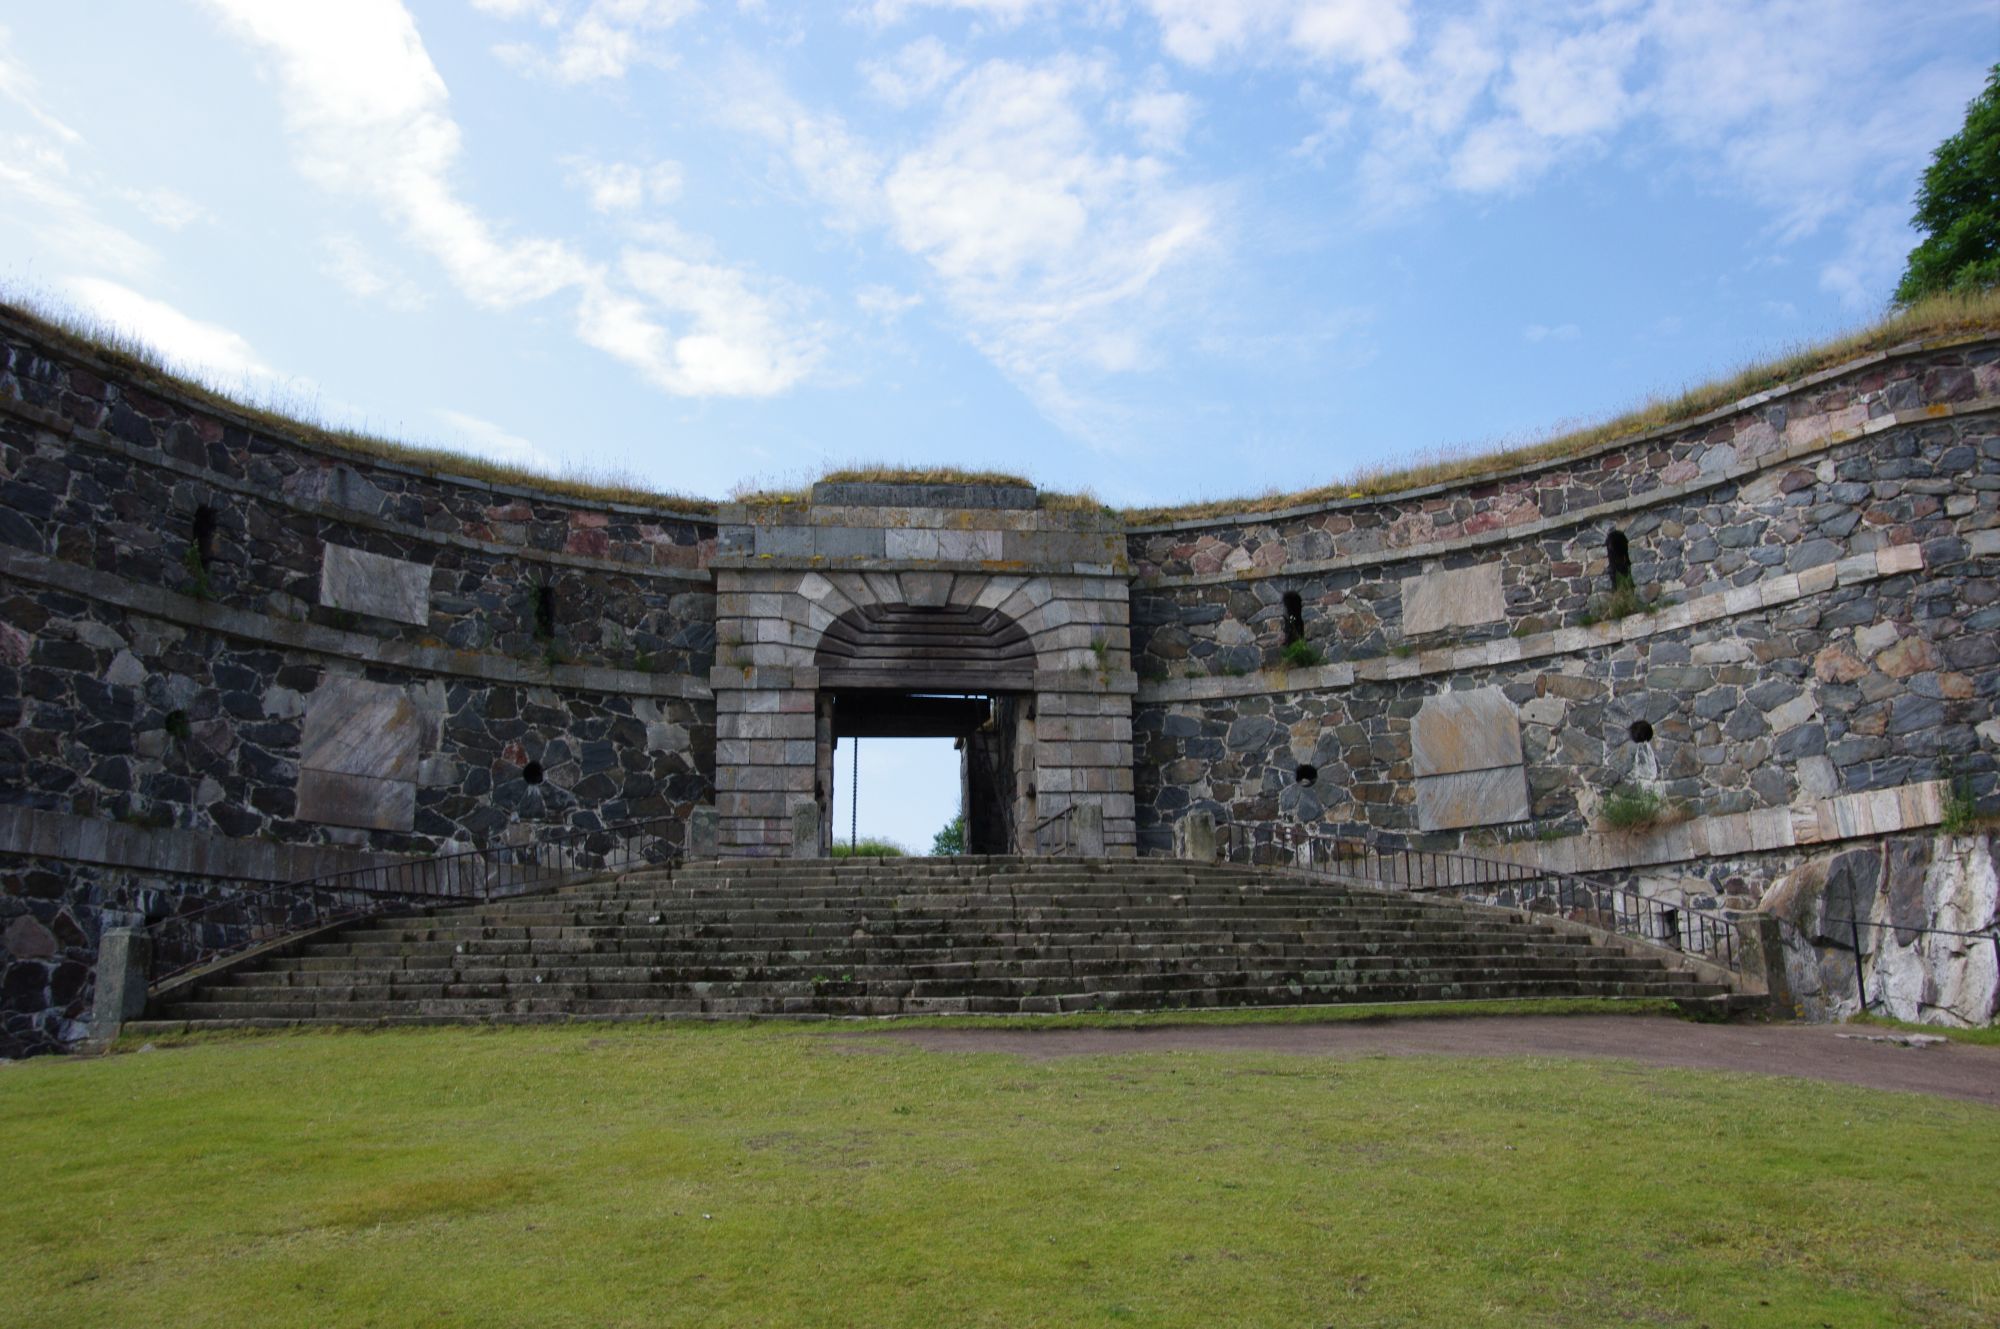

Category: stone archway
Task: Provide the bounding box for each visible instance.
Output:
[813,602,1037,856]
[710,537,1136,857]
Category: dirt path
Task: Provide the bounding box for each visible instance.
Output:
[848,1016,2000,1106]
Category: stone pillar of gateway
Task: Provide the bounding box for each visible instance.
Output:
[709,479,1138,858]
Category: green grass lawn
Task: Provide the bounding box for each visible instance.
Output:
[3,1019,1995,1328]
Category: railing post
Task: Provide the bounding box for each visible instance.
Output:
[1850,917,1868,1012]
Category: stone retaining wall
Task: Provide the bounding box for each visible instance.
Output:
[1129,346,1999,856]
[6,300,2000,1052]
[1,311,722,1056]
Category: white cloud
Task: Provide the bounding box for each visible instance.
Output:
[320,234,430,311]
[62,277,277,385]
[1145,0,1982,309]
[1139,0,1412,69]
[468,0,560,20]
[0,29,156,274]
[717,63,886,228]
[120,186,208,230]
[862,36,964,106]
[1819,203,1915,310]
[722,48,1219,438]
[880,57,1217,429]
[493,0,697,83]
[578,253,820,397]
[203,1,592,307]
[434,407,556,468]
[1522,322,1579,343]
[205,0,821,398]
[856,284,922,319]
[858,0,1053,28]
[1121,86,1195,154]
[567,158,684,212]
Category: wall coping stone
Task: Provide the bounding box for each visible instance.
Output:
[0,545,713,701]
[1127,332,2000,536]
[1137,396,1996,588]
[0,306,722,525]
[709,555,1128,577]
[0,803,405,883]
[718,503,1123,533]
[809,481,1038,509]
[1136,541,1928,703]
[1476,781,1948,876]
[0,395,714,583]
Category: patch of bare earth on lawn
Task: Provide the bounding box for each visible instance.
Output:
[842,1015,2000,1106]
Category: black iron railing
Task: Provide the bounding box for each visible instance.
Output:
[1826,915,2000,1013]
[1223,822,1741,973]
[1032,805,1078,856]
[143,816,681,988]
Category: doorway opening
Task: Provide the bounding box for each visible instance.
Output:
[826,691,1030,856]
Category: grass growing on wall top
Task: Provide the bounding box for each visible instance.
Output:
[0,288,715,515]
[8,285,1998,525]
[2,1021,1996,1328]
[1123,287,2000,524]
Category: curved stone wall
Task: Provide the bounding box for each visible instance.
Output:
[1128,338,1999,857]
[4,299,1998,1053]
[0,310,719,1055]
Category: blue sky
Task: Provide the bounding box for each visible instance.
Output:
[1,1,1991,512]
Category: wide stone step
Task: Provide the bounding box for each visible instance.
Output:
[152,976,1726,1023]
[214,950,1680,993]
[169,979,1716,1019]
[249,937,1620,978]
[143,857,1731,1030]
[297,924,1585,959]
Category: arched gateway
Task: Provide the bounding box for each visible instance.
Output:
[709,479,1138,857]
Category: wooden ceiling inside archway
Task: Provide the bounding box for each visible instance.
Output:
[814,603,1036,692]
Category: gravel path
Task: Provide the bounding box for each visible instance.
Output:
[849,1015,2000,1106]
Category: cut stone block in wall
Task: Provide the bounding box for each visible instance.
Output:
[298,675,422,830]
[296,769,418,832]
[1415,766,1532,831]
[320,543,432,626]
[1402,563,1505,636]
[1411,687,1525,777]
[1412,686,1529,830]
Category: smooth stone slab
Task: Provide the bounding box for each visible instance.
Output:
[884,529,1004,562]
[1412,686,1524,777]
[1402,563,1505,636]
[791,799,823,858]
[1416,767,1531,831]
[297,768,417,832]
[301,675,422,782]
[320,543,432,626]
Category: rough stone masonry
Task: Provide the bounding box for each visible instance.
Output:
[1,304,1996,1055]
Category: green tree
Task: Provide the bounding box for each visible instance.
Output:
[1896,63,2000,303]
[930,814,965,856]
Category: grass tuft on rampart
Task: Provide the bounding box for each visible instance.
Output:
[7,286,1997,525]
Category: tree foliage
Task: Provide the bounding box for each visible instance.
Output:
[930,814,966,856]
[1896,63,2000,303]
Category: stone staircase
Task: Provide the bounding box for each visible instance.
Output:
[125,857,1733,1033]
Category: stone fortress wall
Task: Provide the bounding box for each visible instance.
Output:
[1128,341,1998,852]
[0,311,719,1055]
[2,302,1996,1054]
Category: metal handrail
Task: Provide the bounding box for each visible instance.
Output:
[142,815,682,988]
[1824,915,2000,1013]
[1223,822,1742,973]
